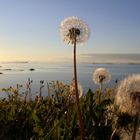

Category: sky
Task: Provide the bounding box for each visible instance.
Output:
[0,0,140,62]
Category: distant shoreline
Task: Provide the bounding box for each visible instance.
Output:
[0,61,140,65]
[0,61,28,64]
[91,62,140,65]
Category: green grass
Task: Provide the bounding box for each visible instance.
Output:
[0,80,138,140]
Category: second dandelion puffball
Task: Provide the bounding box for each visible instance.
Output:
[93,68,111,85]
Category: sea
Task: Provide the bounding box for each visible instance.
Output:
[0,61,140,98]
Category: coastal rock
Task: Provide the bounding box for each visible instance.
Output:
[29,68,35,71]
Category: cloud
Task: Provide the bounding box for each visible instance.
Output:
[77,53,140,63]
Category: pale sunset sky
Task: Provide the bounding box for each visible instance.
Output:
[0,0,140,62]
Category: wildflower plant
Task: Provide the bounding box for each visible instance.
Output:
[93,68,111,103]
[115,74,140,140]
[0,78,120,139]
[60,16,90,139]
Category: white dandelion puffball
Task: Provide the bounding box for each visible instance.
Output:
[115,74,140,116]
[60,16,90,45]
[70,81,83,98]
[93,68,111,85]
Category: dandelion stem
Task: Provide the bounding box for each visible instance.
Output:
[132,113,139,140]
[73,36,85,139]
[99,83,102,103]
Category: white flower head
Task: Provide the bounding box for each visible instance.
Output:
[70,80,83,98]
[93,68,111,85]
[60,16,90,45]
[115,74,140,116]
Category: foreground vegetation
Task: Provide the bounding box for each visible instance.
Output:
[0,80,139,140]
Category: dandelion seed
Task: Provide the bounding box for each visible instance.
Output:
[115,74,140,140]
[115,74,140,116]
[60,16,90,45]
[70,80,83,98]
[93,68,111,85]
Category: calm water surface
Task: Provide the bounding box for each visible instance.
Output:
[0,62,140,98]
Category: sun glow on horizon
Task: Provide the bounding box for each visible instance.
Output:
[0,0,140,62]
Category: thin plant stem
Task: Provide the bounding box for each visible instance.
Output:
[132,113,139,140]
[66,94,71,126]
[39,84,42,97]
[16,84,19,93]
[98,83,102,103]
[39,81,44,97]
[110,128,117,140]
[28,78,31,101]
[73,36,85,140]
[47,82,51,100]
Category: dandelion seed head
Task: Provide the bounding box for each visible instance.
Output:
[70,80,83,98]
[93,68,111,85]
[115,74,140,116]
[60,16,90,45]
